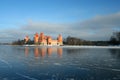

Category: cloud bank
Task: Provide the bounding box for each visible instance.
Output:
[0,12,120,42]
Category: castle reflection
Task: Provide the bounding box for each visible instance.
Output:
[24,47,63,58]
[25,47,29,57]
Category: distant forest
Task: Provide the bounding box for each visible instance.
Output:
[12,31,120,46]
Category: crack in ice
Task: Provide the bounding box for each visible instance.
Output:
[0,59,12,68]
[16,73,38,80]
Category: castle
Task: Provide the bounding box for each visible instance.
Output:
[24,32,63,46]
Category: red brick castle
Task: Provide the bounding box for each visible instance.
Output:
[24,32,63,46]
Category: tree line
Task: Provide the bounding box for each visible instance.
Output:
[12,39,34,45]
[12,31,120,46]
[63,31,120,46]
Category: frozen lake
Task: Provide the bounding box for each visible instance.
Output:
[0,45,120,80]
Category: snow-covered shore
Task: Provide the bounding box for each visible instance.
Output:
[23,45,120,49]
[62,45,120,49]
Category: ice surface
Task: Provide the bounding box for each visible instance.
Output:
[0,45,120,80]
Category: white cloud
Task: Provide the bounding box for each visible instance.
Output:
[0,12,120,43]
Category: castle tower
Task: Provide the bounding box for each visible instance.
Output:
[57,34,63,45]
[34,33,39,44]
[39,32,47,45]
[39,32,44,42]
[47,36,52,45]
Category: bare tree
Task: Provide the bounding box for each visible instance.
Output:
[110,31,120,45]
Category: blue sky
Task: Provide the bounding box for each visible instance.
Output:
[0,0,120,42]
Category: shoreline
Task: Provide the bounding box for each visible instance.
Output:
[21,45,120,49]
[2,44,120,48]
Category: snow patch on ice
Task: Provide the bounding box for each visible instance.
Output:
[111,69,120,72]
[78,67,90,71]
[54,63,61,66]
[93,67,120,72]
